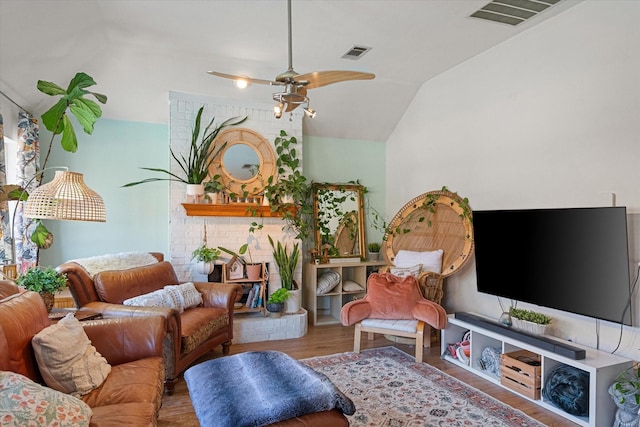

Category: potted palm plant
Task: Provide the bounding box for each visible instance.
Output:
[16,266,68,312]
[123,106,246,201]
[268,235,300,313]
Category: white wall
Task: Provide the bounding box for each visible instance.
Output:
[386,1,640,360]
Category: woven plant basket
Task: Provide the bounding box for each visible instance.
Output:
[40,292,55,313]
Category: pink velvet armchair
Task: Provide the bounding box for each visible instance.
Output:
[341,272,448,362]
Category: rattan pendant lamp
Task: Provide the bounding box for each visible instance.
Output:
[23,169,106,222]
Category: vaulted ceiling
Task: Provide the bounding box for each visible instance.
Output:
[0,0,581,142]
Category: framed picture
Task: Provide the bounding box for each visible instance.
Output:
[228,259,244,280]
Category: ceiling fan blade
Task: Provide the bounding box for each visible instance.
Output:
[297,71,376,89]
[207,71,281,86]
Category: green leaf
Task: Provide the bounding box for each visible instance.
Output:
[67,72,96,91]
[37,80,66,96]
[69,103,97,134]
[60,115,78,152]
[7,188,28,201]
[74,98,103,118]
[88,91,108,104]
[31,222,51,248]
[41,99,68,134]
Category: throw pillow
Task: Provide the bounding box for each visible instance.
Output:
[123,288,182,311]
[390,264,422,278]
[316,271,341,295]
[341,280,364,292]
[394,249,444,274]
[32,313,111,397]
[0,371,93,426]
[175,282,203,309]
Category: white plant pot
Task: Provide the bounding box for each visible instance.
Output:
[195,260,214,275]
[285,288,301,313]
[186,184,205,203]
[206,192,218,204]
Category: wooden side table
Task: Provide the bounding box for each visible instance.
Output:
[53,287,75,308]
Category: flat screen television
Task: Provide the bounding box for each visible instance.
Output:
[473,206,632,325]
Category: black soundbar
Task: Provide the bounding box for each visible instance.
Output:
[454,312,586,360]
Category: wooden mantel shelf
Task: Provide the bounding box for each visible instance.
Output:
[182,203,293,218]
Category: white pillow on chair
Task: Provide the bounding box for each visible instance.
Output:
[394,249,444,274]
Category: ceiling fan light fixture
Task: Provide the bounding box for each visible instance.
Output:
[233,78,250,89]
[274,102,284,119]
[303,106,316,118]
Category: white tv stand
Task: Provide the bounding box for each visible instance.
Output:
[442,313,632,427]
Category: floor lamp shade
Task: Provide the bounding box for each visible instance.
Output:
[23,171,106,222]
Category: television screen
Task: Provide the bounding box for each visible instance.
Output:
[473,206,632,325]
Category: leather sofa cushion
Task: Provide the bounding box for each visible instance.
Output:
[180,307,229,354]
[81,357,164,413]
[89,402,159,427]
[94,261,179,304]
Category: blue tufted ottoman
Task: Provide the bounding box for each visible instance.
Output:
[184,350,355,427]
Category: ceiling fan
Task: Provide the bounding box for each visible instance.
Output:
[207,0,375,119]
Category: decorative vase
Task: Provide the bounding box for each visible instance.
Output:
[245,263,262,281]
[40,291,55,313]
[285,287,301,313]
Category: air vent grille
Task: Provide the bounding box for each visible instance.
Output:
[470,0,561,26]
[342,45,372,60]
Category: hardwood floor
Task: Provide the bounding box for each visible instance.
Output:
[158,323,576,426]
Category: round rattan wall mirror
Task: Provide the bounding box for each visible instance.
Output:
[209,128,276,196]
[383,190,474,277]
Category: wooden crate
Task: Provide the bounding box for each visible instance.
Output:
[500,350,541,399]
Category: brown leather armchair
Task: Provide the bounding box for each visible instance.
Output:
[0,290,166,426]
[57,252,243,394]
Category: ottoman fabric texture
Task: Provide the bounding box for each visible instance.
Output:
[184,350,355,427]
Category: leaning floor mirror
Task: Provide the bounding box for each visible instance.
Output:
[312,183,366,261]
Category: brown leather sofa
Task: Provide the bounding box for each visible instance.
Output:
[57,253,243,394]
[0,290,166,426]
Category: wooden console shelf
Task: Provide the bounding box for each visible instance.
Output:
[182,203,295,218]
[442,313,632,427]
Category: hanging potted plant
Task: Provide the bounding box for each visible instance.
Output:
[268,235,301,313]
[191,245,221,275]
[16,266,68,312]
[123,106,246,201]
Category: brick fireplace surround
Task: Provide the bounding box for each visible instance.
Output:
[168,92,307,343]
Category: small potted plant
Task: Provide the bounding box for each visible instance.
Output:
[191,245,221,275]
[204,175,225,204]
[509,307,552,335]
[266,288,290,317]
[367,242,381,261]
[16,266,68,312]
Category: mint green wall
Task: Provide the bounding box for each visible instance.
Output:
[38,119,169,267]
[303,136,386,245]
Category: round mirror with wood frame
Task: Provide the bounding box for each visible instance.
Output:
[209,128,276,197]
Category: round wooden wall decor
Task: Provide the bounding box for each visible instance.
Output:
[383,190,474,277]
[209,128,276,196]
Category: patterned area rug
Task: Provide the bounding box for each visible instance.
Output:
[302,346,545,427]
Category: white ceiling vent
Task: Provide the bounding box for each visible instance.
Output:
[470,0,561,26]
[342,45,372,60]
